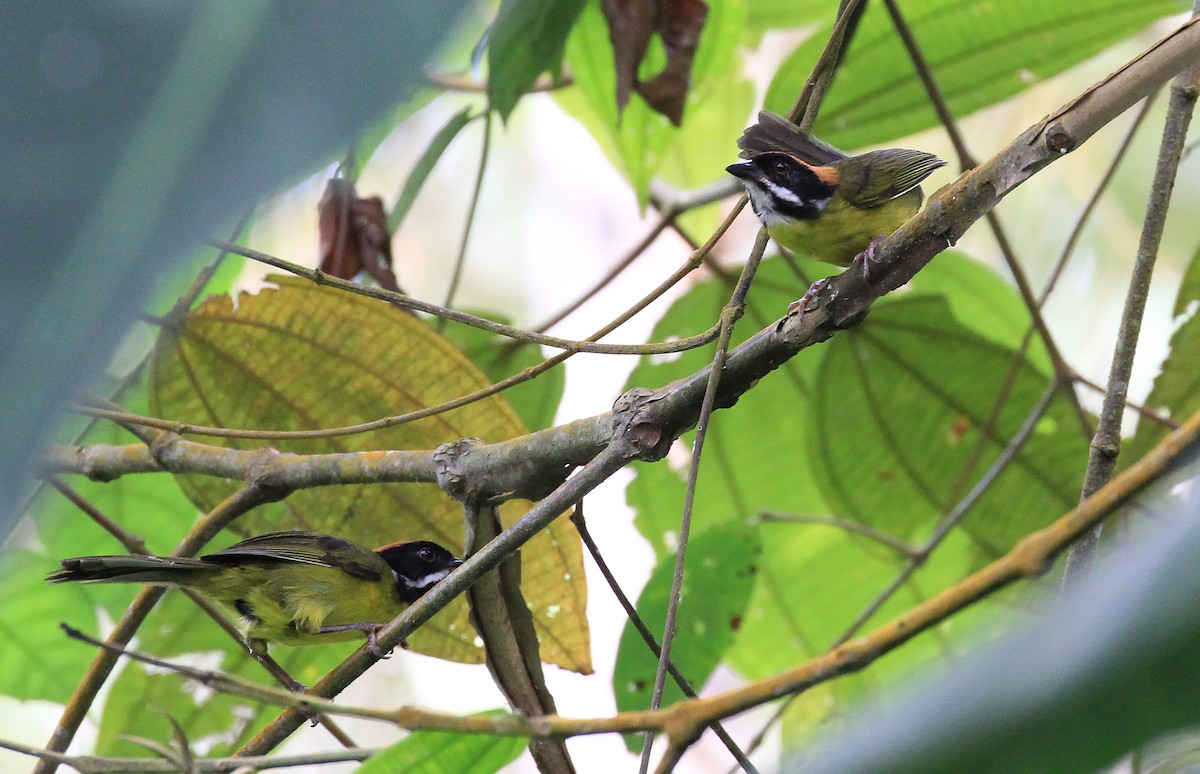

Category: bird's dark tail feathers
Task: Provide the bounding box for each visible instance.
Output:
[47,555,211,585]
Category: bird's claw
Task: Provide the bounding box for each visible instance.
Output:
[787,278,831,317]
[857,235,888,284]
[366,627,391,659]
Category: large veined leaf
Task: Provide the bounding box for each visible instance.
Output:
[765,0,1187,150]
[148,276,590,673]
[809,296,1086,551]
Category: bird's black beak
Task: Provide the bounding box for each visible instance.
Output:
[449,558,464,569]
[726,160,755,180]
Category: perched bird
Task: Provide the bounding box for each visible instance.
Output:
[727,110,946,268]
[48,530,463,656]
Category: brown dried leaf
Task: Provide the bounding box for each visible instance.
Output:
[599,0,707,125]
[317,178,401,292]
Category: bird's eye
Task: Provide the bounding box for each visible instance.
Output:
[773,160,789,175]
[417,547,434,561]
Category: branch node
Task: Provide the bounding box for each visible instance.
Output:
[433,437,486,502]
[146,431,183,468]
[612,388,672,461]
[1044,121,1077,154]
[245,447,291,501]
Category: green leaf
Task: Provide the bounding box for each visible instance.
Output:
[1173,241,1200,317]
[746,0,834,35]
[390,108,475,232]
[440,311,565,431]
[488,0,589,120]
[358,713,527,774]
[904,251,1051,373]
[809,297,1086,550]
[765,0,1187,149]
[148,277,591,672]
[0,550,104,703]
[613,521,761,751]
[725,524,991,728]
[558,0,748,200]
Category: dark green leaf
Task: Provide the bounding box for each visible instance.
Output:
[809,297,1085,549]
[390,108,475,232]
[358,713,527,774]
[904,251,1051,373]
[488,0,589,119]
[613,521,761,751]
[765,0,1187,149]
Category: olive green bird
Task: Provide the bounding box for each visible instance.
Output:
[48,530,463,656]
[727,110,946,266]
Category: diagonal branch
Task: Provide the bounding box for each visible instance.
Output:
[1063,4,1200,580]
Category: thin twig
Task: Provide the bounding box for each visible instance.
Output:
[427,69,572,94]
[757,511,917,557]
[570,507,759,774]
[835,378,1061,645]
[1063,15,1200,581]
[640,231,769,774]
[212,241,717,356]
[1074,372,1179,430]
[440,111,491,316]
[791,0,867,128]
[0,737,381,773]
[46,476,149,555]
[882,0,1090,439]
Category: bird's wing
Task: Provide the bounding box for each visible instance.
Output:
[839,148,946,208]
[736,110,847,164]
[203,531,383,580]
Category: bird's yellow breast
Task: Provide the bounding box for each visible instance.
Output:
[766,189,922,266]
[198,564,404,646]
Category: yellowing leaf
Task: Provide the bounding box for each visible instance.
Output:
[149,276,590,672]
